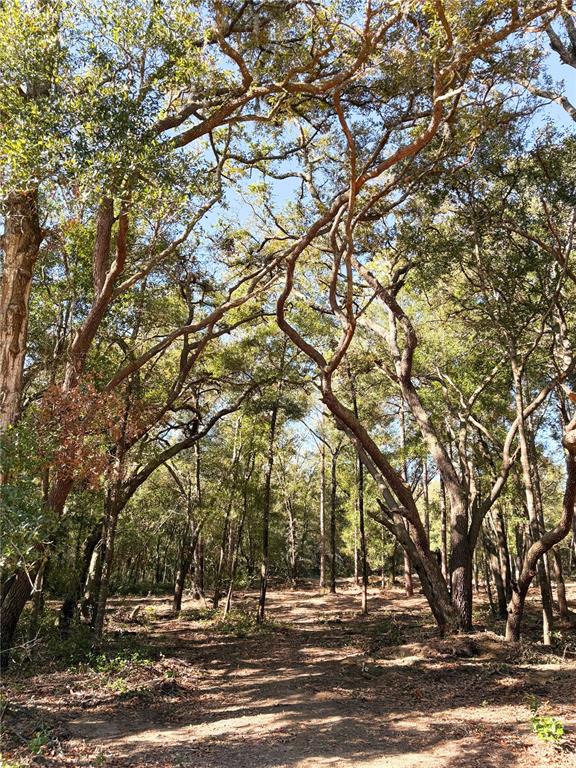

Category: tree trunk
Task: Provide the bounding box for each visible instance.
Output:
[399,402,413,597]
[0,190,42,435]
[93,497,120,641]
[349,365,368,612]
[224,452,255,616]
[440,478,448,581]
[319,443,326,589]
[257,402,279,622]
[329,447,338,594]
[494,509,512,601]
[353,519,359,585]
[551,547,570,621]
[214,420,241,607]
[358,457,368,614]
[173,520,197,614]
[286,496,298,586]
[422,460,430,543]
[28,558,48,644]
[511,362,554,644]
[483,527,507,618]
[0,564,38,669]
[449,494,473,631]
[60,519,103,630]
[506,441,576,641]
[483,553,495,615]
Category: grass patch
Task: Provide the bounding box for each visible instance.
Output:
[180,607,217,622]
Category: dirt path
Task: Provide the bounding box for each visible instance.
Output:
[2,585,576,767]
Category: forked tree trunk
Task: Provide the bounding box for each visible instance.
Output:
[506,431,576,641]
[511,362,554,644]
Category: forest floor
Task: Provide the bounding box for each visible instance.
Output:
[1,582,576,768]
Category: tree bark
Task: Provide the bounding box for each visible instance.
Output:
[0,564,39,669]
[0,190,42,434]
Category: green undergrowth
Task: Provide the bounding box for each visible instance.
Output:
[367,613,406,651]
[179,606,218,622]
[529,695,566,744]
[213,609,284,638]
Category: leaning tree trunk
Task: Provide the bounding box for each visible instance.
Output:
[505,422,576,641]
[0,563,39,669]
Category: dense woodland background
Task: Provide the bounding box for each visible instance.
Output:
[2,0,576,697]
